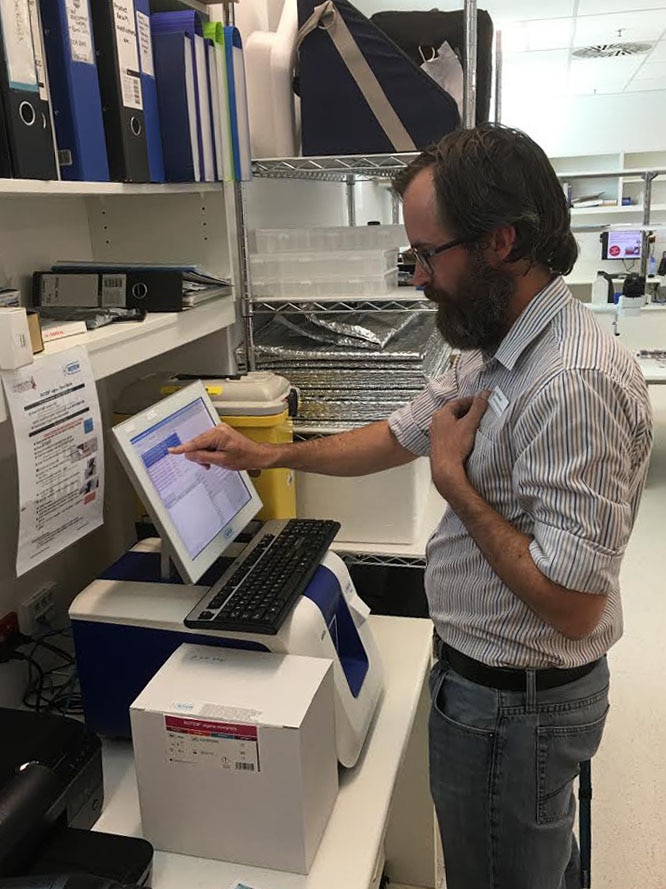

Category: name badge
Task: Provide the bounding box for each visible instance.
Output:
[488,387,509,417]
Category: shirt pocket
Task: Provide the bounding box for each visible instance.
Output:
[466,406,512,495]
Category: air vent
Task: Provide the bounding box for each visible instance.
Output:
[573,42,653,59]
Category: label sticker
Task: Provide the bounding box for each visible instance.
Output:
[27,0,47,99]
[165,715,260,772]
[65,0,94,65]
[112,0,142,109]
[488,387,509,418]
[169,698,262,724]
[135,10,153,77]
[101,274,126,307]
[1,0,38,91]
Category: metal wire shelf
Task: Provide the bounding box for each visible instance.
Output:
[338,552,426,569]
[252,297,433,314]
[252,153,418,182]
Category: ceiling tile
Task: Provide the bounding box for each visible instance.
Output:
[487,0,575,24]
[578,0,666,13]
[634,60,666,79]
[647,40,666,62]
[624,77,666,92]
[569,55,645,94]
[502,18,573,52]
[574,10,666,46]
[502,51,570,101]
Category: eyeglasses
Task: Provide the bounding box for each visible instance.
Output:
[412,237,473,275]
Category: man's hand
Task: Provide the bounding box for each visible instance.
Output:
[429,391,490,498]
[168,423,269,470]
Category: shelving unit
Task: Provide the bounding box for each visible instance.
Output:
[244,151,666,569]
[0,297,235,425]
[0,0,246,636]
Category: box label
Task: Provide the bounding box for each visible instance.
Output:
[165,715,260,773]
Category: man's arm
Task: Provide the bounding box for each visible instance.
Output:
[440,475,607,640]
[169,419,417,476]
[429,393,607,641]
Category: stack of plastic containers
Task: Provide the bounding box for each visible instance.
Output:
[248,225,406,300]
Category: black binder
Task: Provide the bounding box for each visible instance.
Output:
[33,269,184,311]
[89,0,149,182]
[0,0,58,179]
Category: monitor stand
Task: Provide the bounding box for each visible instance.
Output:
[160,540,180,582]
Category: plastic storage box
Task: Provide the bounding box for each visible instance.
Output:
[251,224,407,254]
[250,248,397,281]
[297,452,434,545]
[251,269,399,301]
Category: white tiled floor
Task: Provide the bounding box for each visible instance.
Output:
[593,386,666,888]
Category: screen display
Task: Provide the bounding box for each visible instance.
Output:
[129,398,252,560]
[603,230,642,260]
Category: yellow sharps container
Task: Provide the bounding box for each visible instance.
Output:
[206,372,297,520]
[115,372,298,521]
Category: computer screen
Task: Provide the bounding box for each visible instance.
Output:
[112,381,263,583]
[601,230,642,261]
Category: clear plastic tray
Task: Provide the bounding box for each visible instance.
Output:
[251,269,399,301]
[250,225,407,254]
[250,248,397,282]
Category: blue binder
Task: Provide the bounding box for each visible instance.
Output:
[223,26,252,182]
[151,10,214,182]
[134,0,164,182]
[39,0,109,182]
[152,30,199,182]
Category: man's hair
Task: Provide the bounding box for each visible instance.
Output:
[393,124,578,276]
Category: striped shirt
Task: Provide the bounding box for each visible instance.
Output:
[388,277,653,668]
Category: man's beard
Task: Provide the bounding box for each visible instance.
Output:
[424,248,515,353]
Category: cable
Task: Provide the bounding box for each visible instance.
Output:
[12,625,83,716]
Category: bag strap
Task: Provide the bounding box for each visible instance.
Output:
[295,1,416,152]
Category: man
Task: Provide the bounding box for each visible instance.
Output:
[170,125,653,889]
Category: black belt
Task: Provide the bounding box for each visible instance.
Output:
[437,640,601,692]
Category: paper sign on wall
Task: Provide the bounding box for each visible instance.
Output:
[1,346,104,576]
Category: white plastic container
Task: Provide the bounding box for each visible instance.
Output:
[591,272,613,306]
[251,269,399,301]
[250,248,397,282]
[297,454,434,545]
[251,225,407,254]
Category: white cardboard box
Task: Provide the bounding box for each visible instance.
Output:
[130,644,338,873]
[297,456,432,544]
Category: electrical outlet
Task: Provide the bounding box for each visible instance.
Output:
[0,611,19,644]
[18,583,57,636]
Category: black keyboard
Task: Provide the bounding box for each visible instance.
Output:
[184,518,341,635]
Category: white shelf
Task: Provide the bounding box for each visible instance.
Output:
[571,204,666,216]
[0,296,236,424]
[0,178,223,197]
[332,482,444,560]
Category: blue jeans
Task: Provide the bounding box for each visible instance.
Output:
[429,651,609,889]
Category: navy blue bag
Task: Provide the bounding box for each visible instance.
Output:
[296,0,460,157]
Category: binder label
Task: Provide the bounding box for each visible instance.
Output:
[65,0,94,65]
[101,274,126,307]
[136,10,153,78]
[27,0,46,99]
[0,0,38,91]
[113,0,143,110]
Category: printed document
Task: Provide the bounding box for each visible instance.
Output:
[2,347,104,576]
